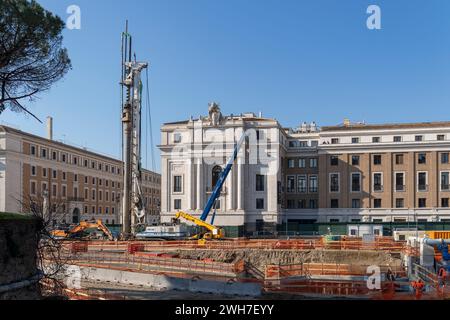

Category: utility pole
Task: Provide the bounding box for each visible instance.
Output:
[120,23,148,237]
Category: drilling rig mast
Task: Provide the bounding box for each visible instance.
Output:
[121,23,148,237]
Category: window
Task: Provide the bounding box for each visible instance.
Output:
[309,158,318,168]
[98,163,102,171]
[418,172,428,192]
[330,156,339,166]
[309,175,318,193]
[395,172,405,191]
[52,170,57,179]
[287,176,295,193]
[74,174,78,182]
[373,173,383,192]
[30,181,36,195]
[329,173,340,192]
[30,145,36,155]
[373,199,382,208]
[42,168,47,177]
[91,206,95,214]
[297,199,306,209]
[393,136,402,142]
[396,198,404,208]
[92,177,96,185]
[351,173,361,192]
[99,178,102,186]
[256,198,264,209]
[92,189,96,201]
[297,175,307,193]
[62,153,66,162]
[73,156,78,165]
[31,166,36,176]
[62,172,66,181]
[84,188,88,200]
[309,199,318,209]
[352,199,361,208]
[287,200,295,209]
[52,184,57,197]
[42,182,47,192]
[52,151,57,160]
[441,172,450,191]
[418,198,427,208]
[415,135,423,142]
[351,137,359,144]
[330,199,339,208]
[84,176,88,184]
[395,154,404,165]
[84,206,88,214]
[106,191,109,202]
[331,138,339,144]
[62,185,67,197]
[288,159,295,168]
[256,130,263,140]
[99,190,102,201]
[298,158,306,168]
[418,153,426,164]
[373,155,382,165]
[351,155,360,166]
[438,134,445,141]
[173,176,182,193]
[442,198,449,208]
[174,199,181,210]
[441,153,449,164]
[174,133,182,143]
[372,137,381,143]
[84,159,88,167]
[98,206,102,214]
[41,148,47,158]
[74,187,78,198]
[256,174,265,192]
[91,161,95,169]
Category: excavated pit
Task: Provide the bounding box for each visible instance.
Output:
[175,249,402,270]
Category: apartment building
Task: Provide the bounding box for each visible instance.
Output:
[0,122,161,225]
[159,105,450,231]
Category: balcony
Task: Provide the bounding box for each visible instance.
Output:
[68,197,84,202]
[441,184,450,191]
[395,185,405,192]
[418,185,429,192]
[373,185,384,192]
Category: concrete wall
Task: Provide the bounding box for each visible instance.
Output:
[77,265,261,297]
[0,218,41,300]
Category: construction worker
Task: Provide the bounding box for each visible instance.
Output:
[411,279,425,300]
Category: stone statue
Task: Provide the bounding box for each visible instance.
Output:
[208,102,223,126]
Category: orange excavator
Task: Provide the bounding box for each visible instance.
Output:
[50,219,114,240]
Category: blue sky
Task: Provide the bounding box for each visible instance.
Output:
[1,0,450,172]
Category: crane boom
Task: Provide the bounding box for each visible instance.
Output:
[200,132,247,221]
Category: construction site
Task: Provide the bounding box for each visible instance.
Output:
[2,10,450,304]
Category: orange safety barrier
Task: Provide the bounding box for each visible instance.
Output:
[265,263,406,279]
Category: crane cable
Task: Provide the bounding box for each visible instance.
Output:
[145,67,155,171]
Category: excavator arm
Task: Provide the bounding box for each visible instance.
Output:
[52,220,114,240]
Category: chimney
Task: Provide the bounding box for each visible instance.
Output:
[343,118,351,127]
[47,116,53,140]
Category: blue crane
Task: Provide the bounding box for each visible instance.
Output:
[200,132,247,224]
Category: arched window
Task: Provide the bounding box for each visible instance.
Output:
[212,166,222,187]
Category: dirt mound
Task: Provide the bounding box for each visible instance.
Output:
[176,249,401,270]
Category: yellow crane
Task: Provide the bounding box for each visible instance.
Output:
[175,211,224,243]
